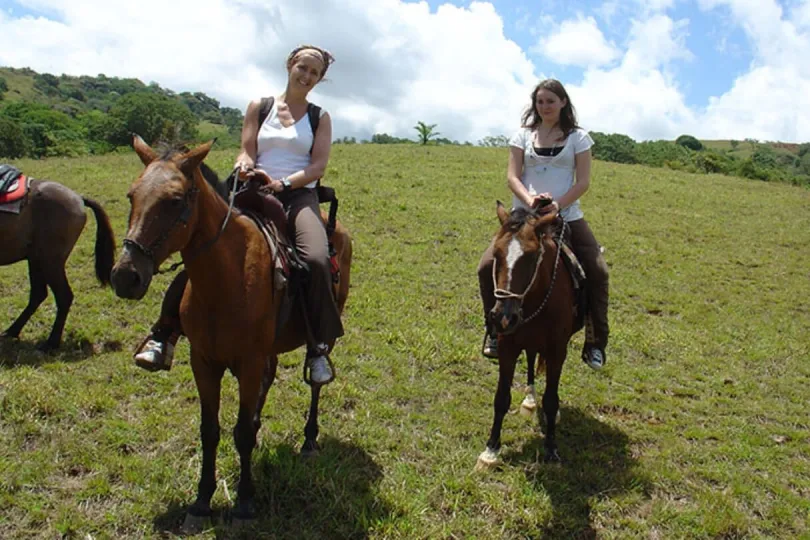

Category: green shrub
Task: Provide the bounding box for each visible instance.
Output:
[0,117,29,158]
[591,132,638,164]
[675,134,704,151]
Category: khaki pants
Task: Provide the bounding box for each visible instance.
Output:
[282,188,344,345]
[477,218,609,349]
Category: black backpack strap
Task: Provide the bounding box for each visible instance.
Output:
[257,96,274,128]
[307,103,321,154]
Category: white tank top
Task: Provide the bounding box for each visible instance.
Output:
[255,100,318,189]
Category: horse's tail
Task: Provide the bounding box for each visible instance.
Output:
[82,197,116,286]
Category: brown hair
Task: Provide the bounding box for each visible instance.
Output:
[286,45,335,80]
[521,79,579,137]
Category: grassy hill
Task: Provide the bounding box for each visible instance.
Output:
[0,146,808,538]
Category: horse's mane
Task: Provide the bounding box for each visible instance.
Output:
[157,144,229,201]
[504,207,560,235]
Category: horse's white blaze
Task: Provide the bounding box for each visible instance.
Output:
[505,237,524,288]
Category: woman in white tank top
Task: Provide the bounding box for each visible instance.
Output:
[233,45,341,385]
[132,46,343,386]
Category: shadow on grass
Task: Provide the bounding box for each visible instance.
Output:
[153,436,393,539]
[501,406,649,539]
[0,330,122,368]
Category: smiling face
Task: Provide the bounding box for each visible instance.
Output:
[287,50,326,93]
[534,88,566,127]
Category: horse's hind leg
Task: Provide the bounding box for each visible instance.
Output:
[2,260,48,342]
[520,351,538,415]
[41,263,73,351]
[476,345,519,469]
[183,359,224,533]
[301,384,322,456]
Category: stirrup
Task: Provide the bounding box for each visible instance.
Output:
[133,335,174,372]
[582,346,606,371]
[303,345,336,386]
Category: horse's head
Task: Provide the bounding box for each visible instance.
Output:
[489,201,559,335]
[111,136,214,300]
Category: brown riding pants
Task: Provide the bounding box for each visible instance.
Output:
[477,218,609,349]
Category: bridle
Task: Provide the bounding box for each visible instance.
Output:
[492,217,566,326]
[122,167,240,275]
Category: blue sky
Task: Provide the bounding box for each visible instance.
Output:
[1,0,808,142]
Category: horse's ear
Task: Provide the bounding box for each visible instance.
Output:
[496,200,509,225]
[132,134,157,166]
[178,139,217,175]
[534,212,558,237]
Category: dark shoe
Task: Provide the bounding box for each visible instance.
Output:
[582,347,606,371]
[482,331,498,359]
[134,337,174,371]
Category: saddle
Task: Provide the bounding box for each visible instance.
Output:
[233,180,341,336]
[0,165,29,213]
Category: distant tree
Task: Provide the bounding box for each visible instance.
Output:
[0,76,7,93]
[478,135,510,147]
[730,139,740,150]
[590,132,638,164]
[414,121,439,145]
[744,137,759,151]
[675,134,703,151]
[0,117,29,158]
[105,92,198,146]
[370,133,413,144]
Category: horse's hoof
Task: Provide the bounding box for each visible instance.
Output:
[231,502,256,527]
[475,447,501,471]
[300,440,320,458]
[543,449,562,465]
[181,512,211,535]
[519,395,537,416]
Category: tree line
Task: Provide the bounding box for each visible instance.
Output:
[0,68,242,159]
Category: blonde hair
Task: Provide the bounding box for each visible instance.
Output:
[286,45,335,80]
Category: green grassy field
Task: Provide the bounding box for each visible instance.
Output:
[1,145,809,539]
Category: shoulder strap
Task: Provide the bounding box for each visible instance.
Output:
[307,103,321,137]
[257,96,274,128]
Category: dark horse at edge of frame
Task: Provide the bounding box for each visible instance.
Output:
[0,167,115,351]
[110,137,352,532]
[477,202,581,469]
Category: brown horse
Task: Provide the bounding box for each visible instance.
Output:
[110,137,352,528]
[477,202,579,468]
[0,176,115,350]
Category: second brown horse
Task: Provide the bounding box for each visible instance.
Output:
[110,137,352,526]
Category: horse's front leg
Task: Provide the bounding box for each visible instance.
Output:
[477,342,520,469]
[232,358,266,522]
[183,355,224,533]
[542,346,566,464]
[301,383,322,456]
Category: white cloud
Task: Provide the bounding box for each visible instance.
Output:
[693,0,810,141]
[532,16,620,68]
[0,0,539,142]
[0,0,809,143]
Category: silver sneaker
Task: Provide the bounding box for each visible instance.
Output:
[308,355,333,385]
[134,339,174,371]
[584,348,605,371]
